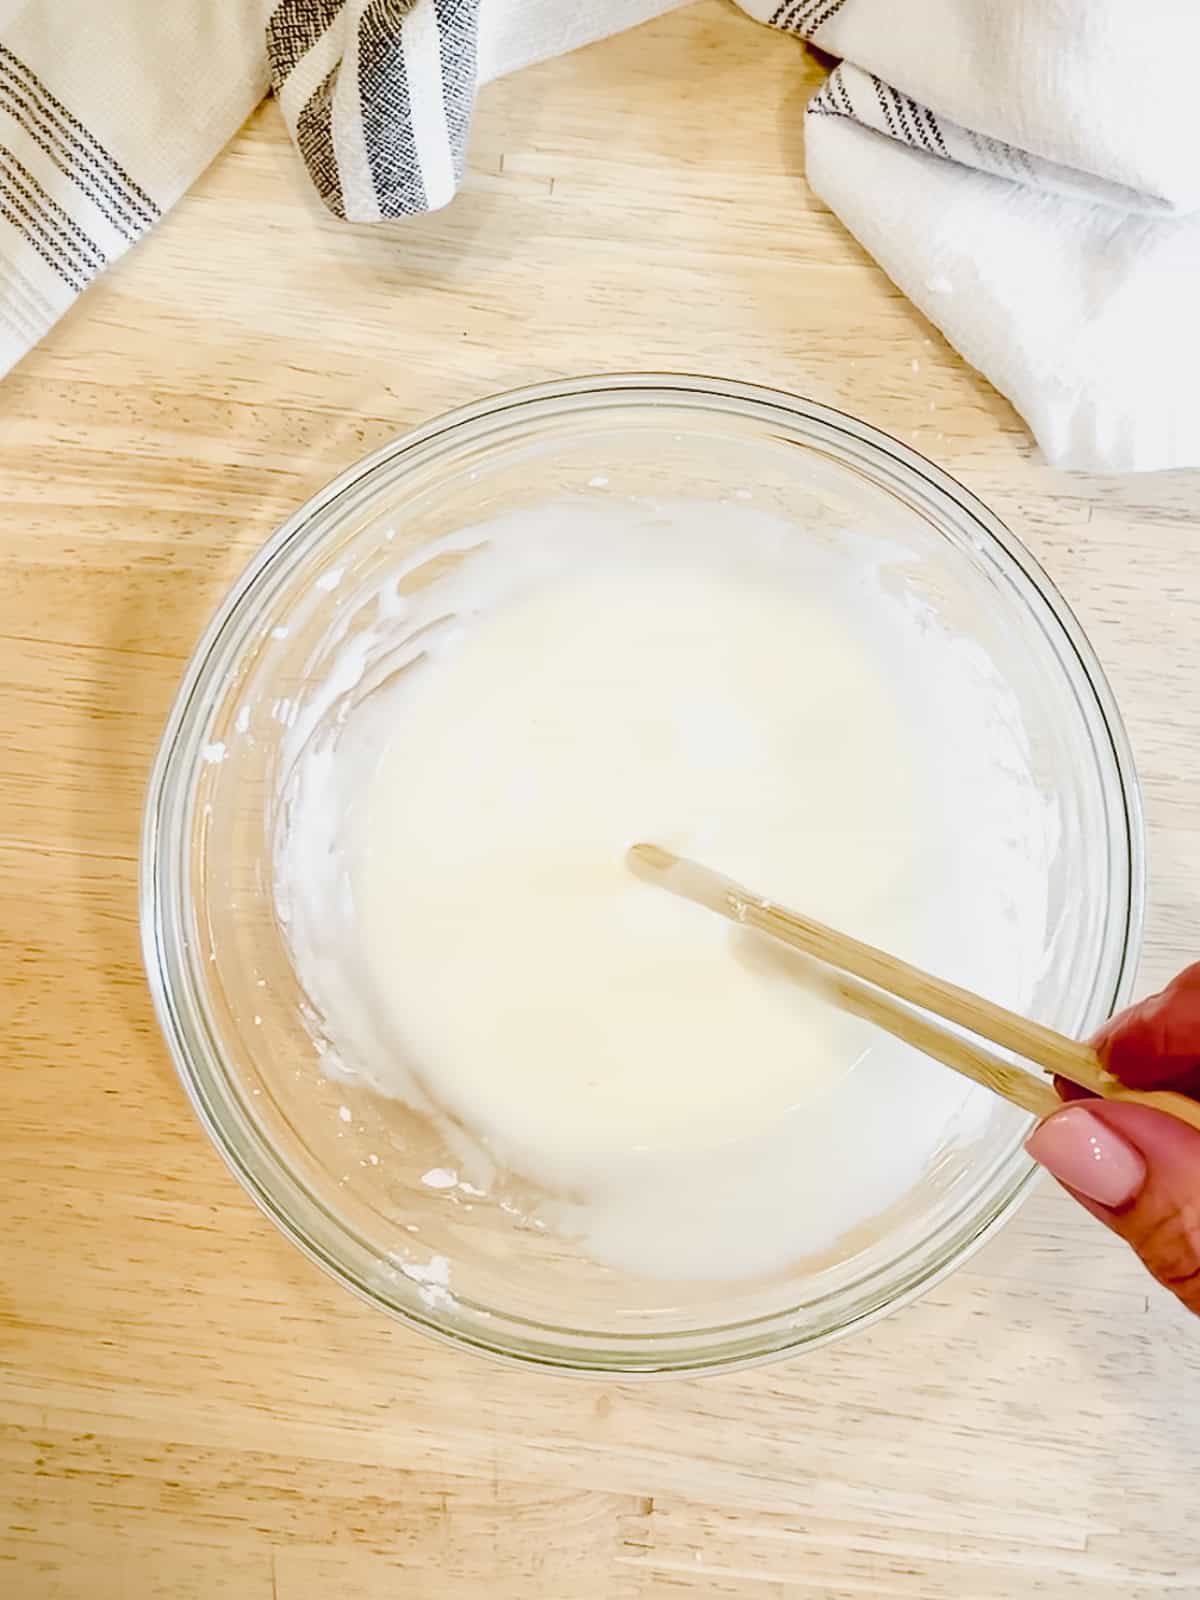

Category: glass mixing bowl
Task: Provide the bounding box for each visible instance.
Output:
[141,375,1143,1374]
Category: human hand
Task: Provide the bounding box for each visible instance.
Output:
[1025,964,1200,1315]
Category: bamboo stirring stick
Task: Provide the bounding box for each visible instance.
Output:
[628,842,1200,1133]
[807,964,1062,1118]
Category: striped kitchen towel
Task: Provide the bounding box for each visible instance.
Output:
[0,0,680,376]
[2,0,1199,471]
[0,3,269,369]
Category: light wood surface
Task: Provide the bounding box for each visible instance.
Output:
[3,5,1200,1596]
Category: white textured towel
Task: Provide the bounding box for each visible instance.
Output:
[751,0,1200,472]
[1,0,1197,471]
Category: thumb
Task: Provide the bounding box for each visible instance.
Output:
[1026,1099,1200,1313]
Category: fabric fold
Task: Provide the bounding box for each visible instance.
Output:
[0,0,683,375]
[765,0,1200,471]
[0,0,1197,472]
[0,1,267,373]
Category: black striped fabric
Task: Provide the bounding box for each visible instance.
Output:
[432,0,477,182]
[0,44,157,244]
[266,0,481,222]
[769,0,850,38]
[0,141,104,291]
[0,45,161,293]
[358,0,427,216]
[266,0,346,81]
[806,63,951,167]
[295,67,345,218]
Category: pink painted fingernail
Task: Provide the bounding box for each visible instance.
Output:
[1025,1105,1147,1208]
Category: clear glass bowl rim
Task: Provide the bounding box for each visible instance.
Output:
[141,373,1146,1376]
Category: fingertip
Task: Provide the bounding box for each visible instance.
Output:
[1026,1104,1146,1209]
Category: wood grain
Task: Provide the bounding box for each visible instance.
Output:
[3,5,1200,1596]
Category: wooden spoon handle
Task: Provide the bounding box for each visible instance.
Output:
[629,843,1200,1134]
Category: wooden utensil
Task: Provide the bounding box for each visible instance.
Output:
[628,842,1200,1132]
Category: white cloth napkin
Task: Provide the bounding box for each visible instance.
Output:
[744,0,1200,473]
[1,0,1197,472]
